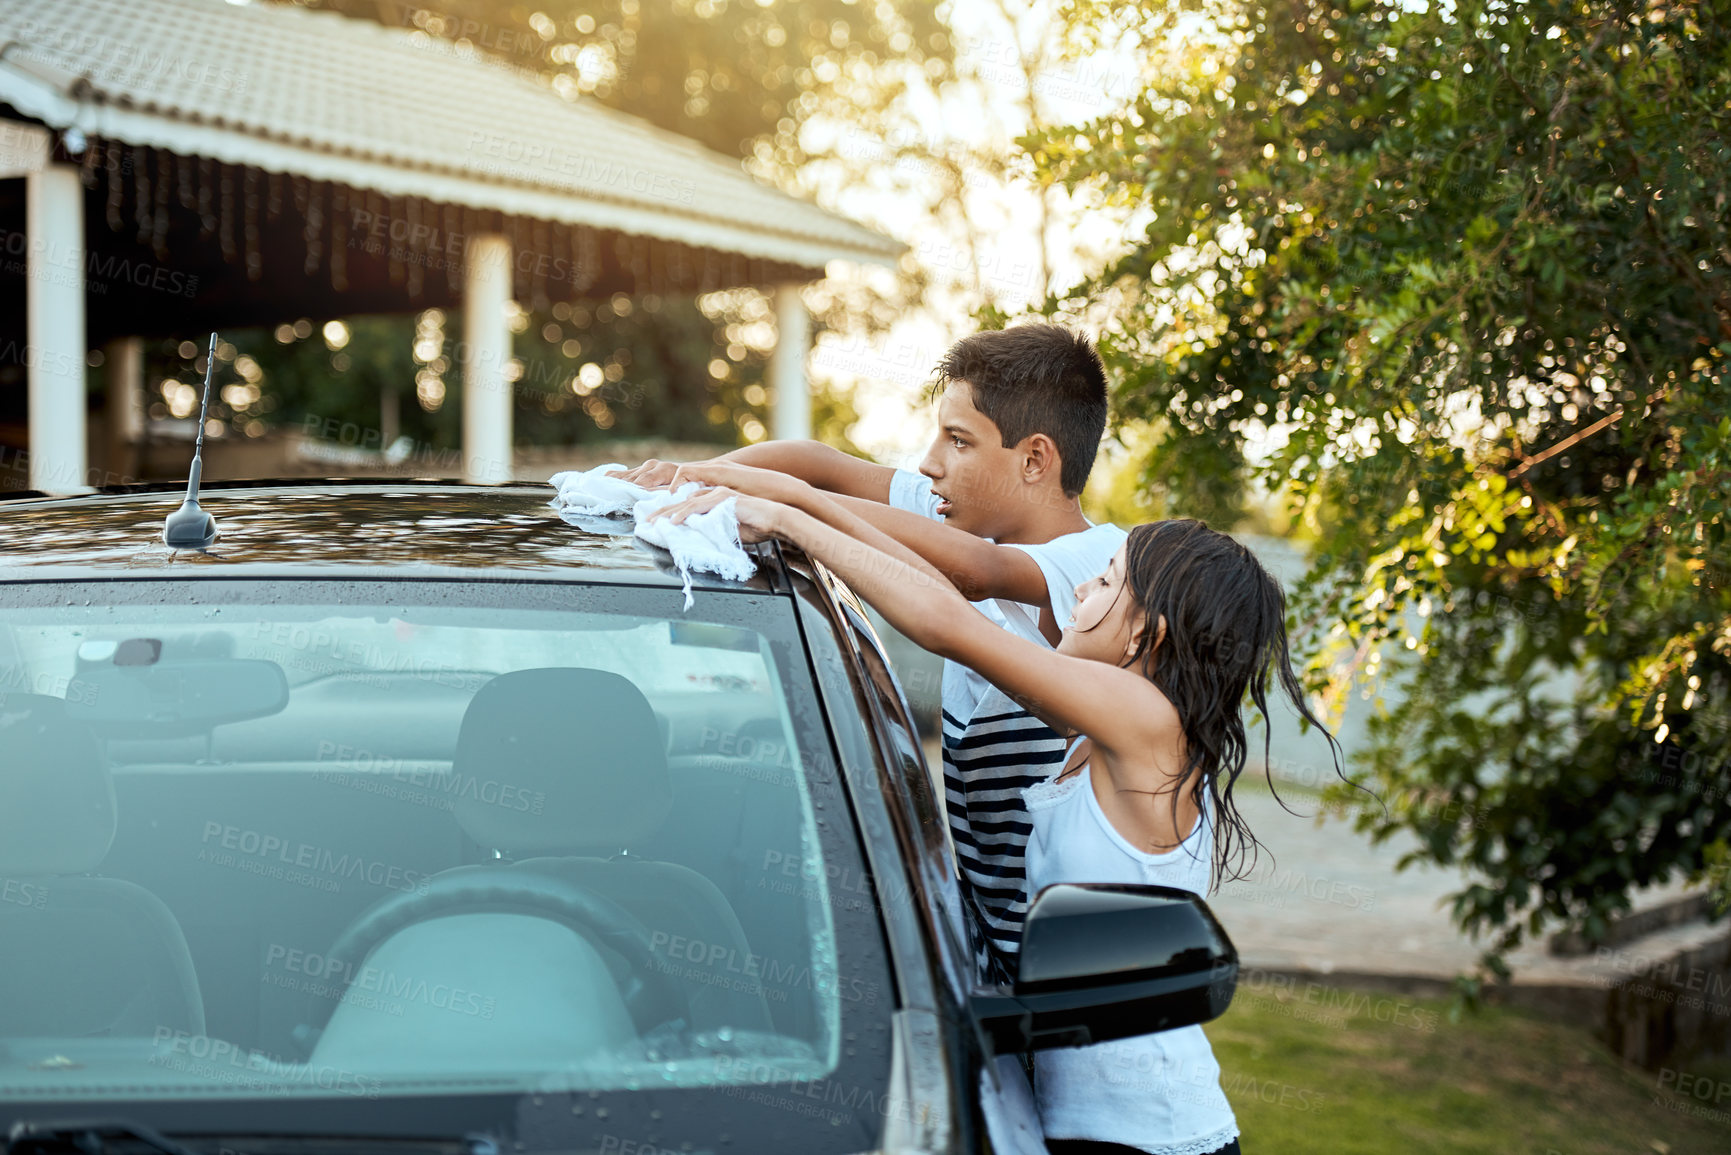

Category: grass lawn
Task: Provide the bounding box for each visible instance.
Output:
[1210,983,1731,1154]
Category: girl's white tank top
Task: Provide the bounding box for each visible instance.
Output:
[1021,743,1239,1155]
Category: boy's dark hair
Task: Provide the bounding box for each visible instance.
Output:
[1116,519,1356,889]
[932,322,1108,497]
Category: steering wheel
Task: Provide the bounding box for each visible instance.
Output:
[293,864,690,1053]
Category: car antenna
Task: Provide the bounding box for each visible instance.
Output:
[162,331,221,550]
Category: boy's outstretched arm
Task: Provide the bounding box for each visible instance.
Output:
[610,441,896,503]
[825,493,1050,606]
[657,460,1050,607]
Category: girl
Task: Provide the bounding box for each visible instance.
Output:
[649,483,1342,1155]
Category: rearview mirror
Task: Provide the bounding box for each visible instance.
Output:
[971,884,1237,1053]
[66,658,290,737]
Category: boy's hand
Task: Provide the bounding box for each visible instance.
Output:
[665,460,813,506]
[644,487,783,543]
[606,458,688,488]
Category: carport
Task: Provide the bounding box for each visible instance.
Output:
[0,0,901,492]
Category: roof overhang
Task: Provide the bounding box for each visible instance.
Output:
[0,0,904,273]
[0,81,894,272]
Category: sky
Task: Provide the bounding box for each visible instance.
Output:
[798,0,1154,471]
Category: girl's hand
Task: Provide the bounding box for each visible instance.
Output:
[643,486,733,525]
[645,487,786,544]
[665,460,812,506]
[730,495,785,544]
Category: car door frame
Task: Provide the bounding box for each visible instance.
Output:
[776,544,999,1154]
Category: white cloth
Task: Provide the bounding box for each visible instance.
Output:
[631,485,755,609]
[548,465,755,610]
[887,467,1128,722]
[548,463,647,517]
[1021,749,1239,1155]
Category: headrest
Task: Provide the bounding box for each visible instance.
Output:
[452,669,672,856]
[0,693,116,875]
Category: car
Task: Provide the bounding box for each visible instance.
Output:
[0,480,1238,1155]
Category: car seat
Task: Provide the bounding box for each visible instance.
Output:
[307,668,771,1064]
[0,693,205,1038]
[452,667,774,1033]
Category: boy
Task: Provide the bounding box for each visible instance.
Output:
[616,322,1125,979]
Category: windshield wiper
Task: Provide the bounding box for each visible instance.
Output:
[6,1120,202,1155]
[171,1140,497,1155]
[6,1127,500,1155]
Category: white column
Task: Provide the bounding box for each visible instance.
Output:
[105,336,144,486]
[27,163,89,494]
[770,282,811,441]
[462,233,513,484]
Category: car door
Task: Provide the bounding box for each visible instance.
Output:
[787,550,1060,1153]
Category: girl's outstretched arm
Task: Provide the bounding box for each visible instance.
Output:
[645,473,957,595]
[705,495,1179,764]
[659,459,1050,605]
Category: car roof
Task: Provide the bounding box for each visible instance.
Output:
[0,480,781,592]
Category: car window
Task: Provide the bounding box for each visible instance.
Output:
[0,579,890,1126]
[830,596,977,1000]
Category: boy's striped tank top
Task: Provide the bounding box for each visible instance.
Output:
[941,682,1068,983]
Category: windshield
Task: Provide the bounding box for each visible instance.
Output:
[0,579,893,1148]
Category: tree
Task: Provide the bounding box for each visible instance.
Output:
[209,1,952,458]
[1034,0,1731,971]
[286,0,951,160]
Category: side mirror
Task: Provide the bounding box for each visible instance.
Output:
[970,884,1237,1053]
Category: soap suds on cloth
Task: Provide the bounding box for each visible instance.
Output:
[549,465,756,609]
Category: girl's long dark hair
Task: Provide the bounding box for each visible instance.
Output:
[1116,519,1346,890]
